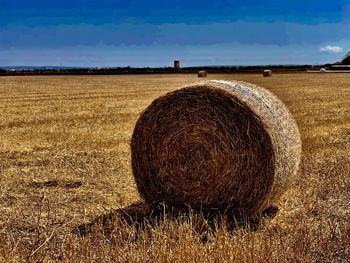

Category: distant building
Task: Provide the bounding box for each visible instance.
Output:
[329,52,350,70]
[174,60,180,69]
[341,52,350,65]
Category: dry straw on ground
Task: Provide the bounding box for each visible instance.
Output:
[263,70,272,77]
[198,70,208,78]
[131,80,301,217]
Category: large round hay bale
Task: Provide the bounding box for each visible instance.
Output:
[263,70,272,77]
[131,80,301,217]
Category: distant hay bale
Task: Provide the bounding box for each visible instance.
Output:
[198,70,208,78]
[263,70,272,77]
[131,80,301,217]
[320,68,327,73]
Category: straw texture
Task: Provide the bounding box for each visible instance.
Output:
[131,80,301,217]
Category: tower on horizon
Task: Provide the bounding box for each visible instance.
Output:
[174,60,180,70]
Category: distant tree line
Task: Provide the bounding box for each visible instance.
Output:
[0,64,320,76]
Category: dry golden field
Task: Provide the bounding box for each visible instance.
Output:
[0,73,349,262]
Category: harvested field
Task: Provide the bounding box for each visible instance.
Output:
[0,73,349,262]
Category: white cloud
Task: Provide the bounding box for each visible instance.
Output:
[319,45,344,53]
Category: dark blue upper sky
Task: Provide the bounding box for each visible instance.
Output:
[0,0,349,66]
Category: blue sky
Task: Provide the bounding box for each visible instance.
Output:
[0,0,349,67]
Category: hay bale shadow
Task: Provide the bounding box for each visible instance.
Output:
[64,181,83,189]
[29,180,59,188]
[74,202,279,242]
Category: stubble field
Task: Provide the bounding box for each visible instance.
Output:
[0,73,349,262]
